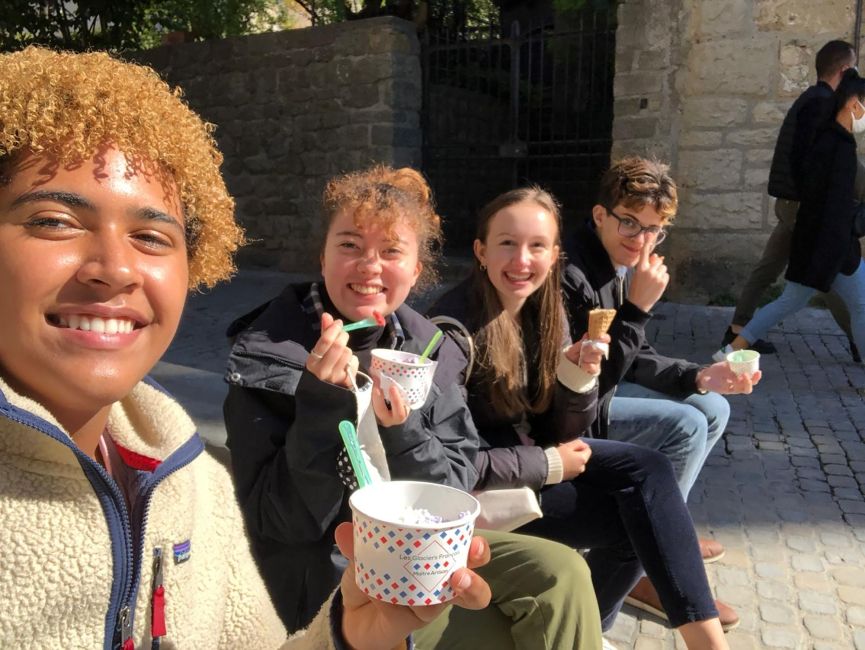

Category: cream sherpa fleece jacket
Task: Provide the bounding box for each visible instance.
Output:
[0,377,337,650]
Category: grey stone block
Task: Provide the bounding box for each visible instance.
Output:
[798,590,837,615]
[761,625,802,648]
[804,615,846,640]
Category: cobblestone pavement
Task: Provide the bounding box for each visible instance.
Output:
[158,270,865,649]
[607,302,865,650]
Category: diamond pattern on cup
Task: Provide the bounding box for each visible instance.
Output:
[353,518,474,605]
[370,349,437,409]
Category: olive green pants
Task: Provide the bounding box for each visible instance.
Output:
[414,530,602,650]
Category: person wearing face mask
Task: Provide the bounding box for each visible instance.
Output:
[719,39,862,361]
[717,68,865,363]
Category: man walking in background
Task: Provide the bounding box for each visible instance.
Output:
[721,39,861,361]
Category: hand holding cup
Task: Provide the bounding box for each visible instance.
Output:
[335,520,491,650]
[372,377,411,427]
[696,360,762,395]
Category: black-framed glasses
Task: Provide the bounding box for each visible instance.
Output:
[605,207,667,246]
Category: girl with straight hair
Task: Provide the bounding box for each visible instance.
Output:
[428,186,731,649]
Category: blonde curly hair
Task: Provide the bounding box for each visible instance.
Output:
[0,46,242,289]
[322,165,442,289]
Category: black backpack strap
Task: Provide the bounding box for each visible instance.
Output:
[428,315,475,383]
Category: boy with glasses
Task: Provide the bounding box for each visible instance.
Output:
[562,157,761,631]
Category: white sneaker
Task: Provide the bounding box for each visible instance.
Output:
[712,344,733,363]
[602,639,619,650]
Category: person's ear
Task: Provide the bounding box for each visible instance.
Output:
[473,238,486,267]
[410,260,422,287]
[591,205,607,228]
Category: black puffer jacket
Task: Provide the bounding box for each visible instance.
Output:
[561,220,702,438]
[223,282,479,632]
[427,277,599,490]
[787,121,861,292]
[768,80,834,200]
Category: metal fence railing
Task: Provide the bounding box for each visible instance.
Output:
[421,11,617,250]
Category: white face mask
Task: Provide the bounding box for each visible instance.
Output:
[852,101,865,134]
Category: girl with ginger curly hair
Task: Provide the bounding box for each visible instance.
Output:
[224,165,604,649]
[0,47,494,650]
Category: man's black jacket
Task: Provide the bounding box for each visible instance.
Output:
[769,80,835,200]
[561,220,702,437]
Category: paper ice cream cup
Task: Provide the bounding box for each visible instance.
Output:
[726,349,760,375]
[350,481,480,606]
[371,349,437,410]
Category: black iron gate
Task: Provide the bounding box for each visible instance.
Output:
[422,12,616,251]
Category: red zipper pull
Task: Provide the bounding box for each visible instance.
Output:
[151,547,167,638]
[152,586,166,637]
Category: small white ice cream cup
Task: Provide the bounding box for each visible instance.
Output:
[370,349,437,410]
[726,349,760,375]
[349,481,480,606]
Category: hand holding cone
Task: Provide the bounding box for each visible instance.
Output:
[588,308,616,339]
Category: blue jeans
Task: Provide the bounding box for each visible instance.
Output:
[741,260,865,357]
[607,382,730,501]
[520,439,718,631]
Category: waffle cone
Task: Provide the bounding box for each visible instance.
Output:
[588,309,616,339]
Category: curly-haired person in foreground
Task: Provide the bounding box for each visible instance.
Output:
[0,46,493,649]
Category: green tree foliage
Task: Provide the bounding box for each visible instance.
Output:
[288,0,617,29]
[553,0,617,13]
[289,0,347,25]
[288,0,491,28]
[0,0,294,51]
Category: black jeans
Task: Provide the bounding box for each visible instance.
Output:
[519,438,718,631]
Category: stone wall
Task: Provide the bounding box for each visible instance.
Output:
[133,17,422,271]
[613,0,859,302]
